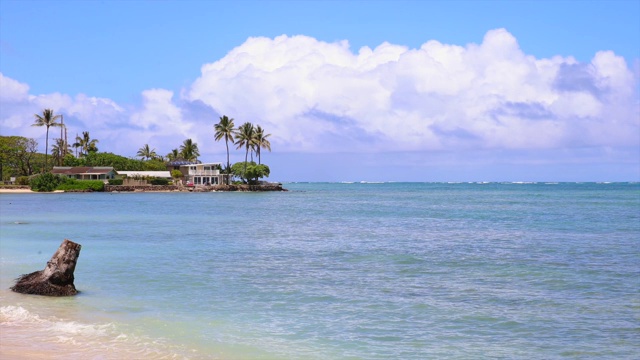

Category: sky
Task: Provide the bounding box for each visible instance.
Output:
[1,0,639,182]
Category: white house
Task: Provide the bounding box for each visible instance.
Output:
[182,162,225,185]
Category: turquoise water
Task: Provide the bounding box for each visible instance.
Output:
[1,183,639,359]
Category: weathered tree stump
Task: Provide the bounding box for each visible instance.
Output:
[11,239,82,296]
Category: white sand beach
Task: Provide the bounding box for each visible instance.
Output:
[0,189,63,193]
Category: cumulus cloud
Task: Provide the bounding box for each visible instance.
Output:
[1,28,638,171]
[0,73,30,102]
[188,29,639,153]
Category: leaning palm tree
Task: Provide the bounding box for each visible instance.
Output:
[253,125,271,165]
[214,115,235,184]
[234,122,255,181]
[179,139,200,162]
[32,109,63,171]
[137,144,157,160]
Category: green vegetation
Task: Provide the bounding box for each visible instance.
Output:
[231,162,270,184]
[137,144,158,160]
[214,115,235,185]
[15,176,30,185]
[29,172,63,192]
[253,125,271,165]
[29,172,105,192]
[56,179,105,192]
[179,138,200,162]
[73,131,99,157]
[149,178,170,186]
[171,169,183,179]
[166,148,180,161]
[235,122,255,179]
[51,137,72,166]
[108,179,124,185]
[3,108,277,188]
[31,109,63,171]
[1,136,43,180]
[62,152,167,171]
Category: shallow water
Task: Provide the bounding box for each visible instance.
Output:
[1,183,639,359]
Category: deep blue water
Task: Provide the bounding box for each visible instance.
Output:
[1,182,639,359]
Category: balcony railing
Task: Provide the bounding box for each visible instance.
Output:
[188,170,220,176]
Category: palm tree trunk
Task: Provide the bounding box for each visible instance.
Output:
[244,147,249,183]
[225,138,230,185]
[44,126,50,172]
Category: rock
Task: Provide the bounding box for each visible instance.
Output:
[11,239,82,296]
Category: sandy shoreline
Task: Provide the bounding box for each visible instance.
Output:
[0,188,36,193]
[0,188,63,193]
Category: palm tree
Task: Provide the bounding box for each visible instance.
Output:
[253,125,271,165]
[74,131,99,157]
[72,133,81,157]
[137,144,157,160]
[179,139,200,162]
[51,138,72,166]
[31,109,63,171]
[234,122,254,181]
[166,148,180,161]
[214,115,235,184]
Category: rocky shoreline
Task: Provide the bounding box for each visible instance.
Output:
[0,184,287,193]
[104,183,287,192]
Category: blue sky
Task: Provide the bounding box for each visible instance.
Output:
[1,0,639,182]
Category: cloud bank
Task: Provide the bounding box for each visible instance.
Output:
[1,29,638,179]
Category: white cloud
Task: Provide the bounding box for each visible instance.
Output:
[187,29,639,153]
[0,73,29,102]
[130,89,185,132]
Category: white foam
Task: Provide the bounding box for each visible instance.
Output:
[0,305,38,325]
[0,306,190,359]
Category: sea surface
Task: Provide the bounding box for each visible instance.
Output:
[1,182,639,359]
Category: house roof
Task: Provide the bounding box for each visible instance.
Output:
[52,167,115,175]
[179,162,222,167]
[167,160,198,166]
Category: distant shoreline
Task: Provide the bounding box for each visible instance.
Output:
[0,188,61,193]
[0,184,287,193]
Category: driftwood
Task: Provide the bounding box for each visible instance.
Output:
[11,239,82,296]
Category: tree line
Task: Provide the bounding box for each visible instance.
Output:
[2,109,273,185]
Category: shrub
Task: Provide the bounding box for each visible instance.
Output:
[16,176,30,185]
[30,172,63,192]
[56,179,104,192]
[171,169,183,179]
[108,179,123,185]
[230,162,270,184]
[149,178,169,186]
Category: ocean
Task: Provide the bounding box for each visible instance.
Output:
[1,182,639,359]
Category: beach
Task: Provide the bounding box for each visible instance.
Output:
[0,188,39,193]
[1,182,639,359]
